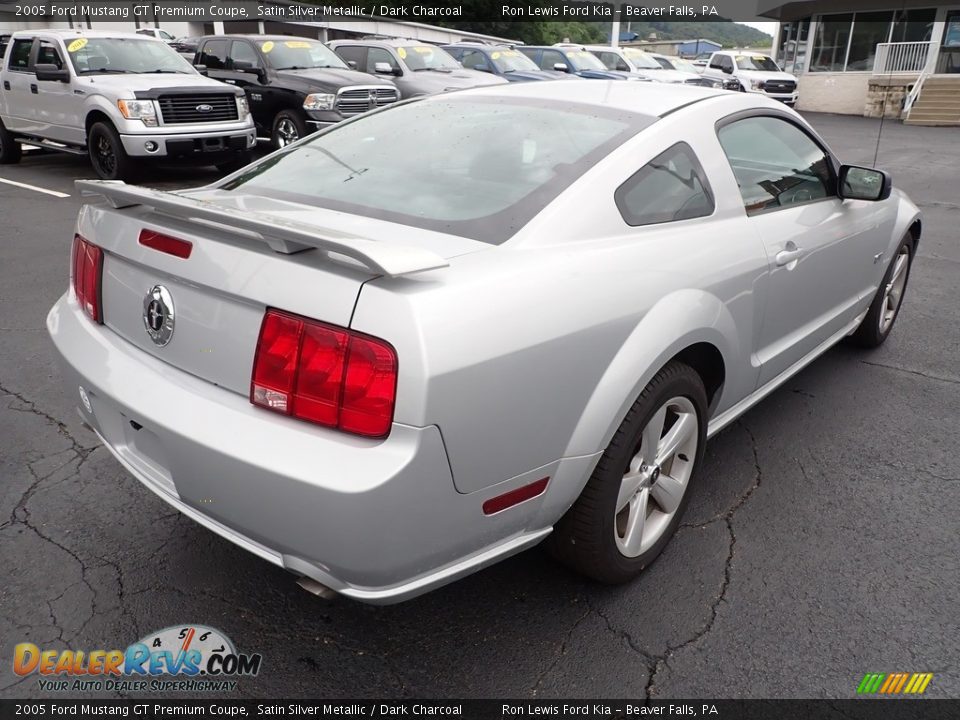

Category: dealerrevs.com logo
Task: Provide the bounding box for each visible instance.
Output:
[14,625,262,693]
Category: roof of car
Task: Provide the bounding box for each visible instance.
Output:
[449,79,725,117]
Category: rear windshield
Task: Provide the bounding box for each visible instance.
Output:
[222,97,650,244]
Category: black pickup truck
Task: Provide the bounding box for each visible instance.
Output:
[194,35,400,148]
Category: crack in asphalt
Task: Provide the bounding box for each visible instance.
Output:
[641,420,763,699]
[530,599,593,696]
[859,360,960,386]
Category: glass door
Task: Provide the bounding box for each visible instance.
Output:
[939,11,960,72]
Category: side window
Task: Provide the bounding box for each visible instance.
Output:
[36,41,64,70]
[720,56,734,72]
[718,116,835,215]
[459,49,486,70]
[539,49,566,71]
[335,44,365,70]
[615,142,715,227]
[199,39,228,70]
[8,38,33,71]
[709,54,723,68]
[607,53,630,71]
[366,47,398,74]
[229,41,260,68]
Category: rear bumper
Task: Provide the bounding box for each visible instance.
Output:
[46,293,562,603]
[120,128,256,158]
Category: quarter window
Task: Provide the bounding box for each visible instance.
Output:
[615,142,714,227]
[718,116,835,215]
[8,38,32,71]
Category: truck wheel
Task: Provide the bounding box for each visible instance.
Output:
[548,362,707,584]
[88,121,135,181]
[271,110,307,149]
[0,121,22,164]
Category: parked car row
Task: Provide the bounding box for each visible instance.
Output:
[0,28,799,181]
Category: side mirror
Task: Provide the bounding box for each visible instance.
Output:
[347,60,357,69]
[473,63,491,73]
[194,64,208,76]
[839,165,892,201]
[721,65,733,74]
[553,62,569,72]
[35,63,69,82]
[374,61,400,76]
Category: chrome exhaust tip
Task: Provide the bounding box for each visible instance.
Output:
[296,576,337,599]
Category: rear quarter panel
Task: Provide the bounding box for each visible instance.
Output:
[351,96,771,496]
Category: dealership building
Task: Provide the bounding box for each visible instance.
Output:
[761,0,960,124]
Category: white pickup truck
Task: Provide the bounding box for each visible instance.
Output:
[0,29,256,179]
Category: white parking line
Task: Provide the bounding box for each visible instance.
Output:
[0,177,70,198]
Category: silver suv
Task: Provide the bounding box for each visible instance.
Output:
[0,30,255,179]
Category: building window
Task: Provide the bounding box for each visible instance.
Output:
[847,11,895,71]
[777,18,810,74]
[810,10,938,72]
[811,13,854,71]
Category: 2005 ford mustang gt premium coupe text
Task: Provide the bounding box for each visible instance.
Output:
[48,82,920,603]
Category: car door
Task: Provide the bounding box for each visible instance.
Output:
[31,38,75,143]
[3,37,36,132]
[222,39,270,131]
[716,113,884,387]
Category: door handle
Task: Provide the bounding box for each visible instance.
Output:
[775,246,804,266]
[2,81,9,91]
[30,84,38,94]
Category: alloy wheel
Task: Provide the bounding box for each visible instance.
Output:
[276,119,299,147]
[615,396,699,558]
[879,246,910,334]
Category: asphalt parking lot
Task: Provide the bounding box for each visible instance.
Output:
[1,112,958,700]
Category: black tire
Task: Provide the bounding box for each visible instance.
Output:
[549,361,708,584]
[848,234,915,348]
[215,150,253,175]
[0,120,22,164]
[88,121,135,181]
[271,109,308,149]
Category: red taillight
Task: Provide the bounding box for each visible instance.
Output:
[139,229,193,259]
[251,309,397,438]
[71,234,103,323]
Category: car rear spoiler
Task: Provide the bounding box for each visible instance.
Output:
[75,180,450,277]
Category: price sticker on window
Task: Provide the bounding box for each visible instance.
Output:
[67,38,88,53]
[261,41,274,53]
[285,41,310,48]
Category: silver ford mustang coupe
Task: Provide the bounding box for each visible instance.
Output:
[48,82,920,603]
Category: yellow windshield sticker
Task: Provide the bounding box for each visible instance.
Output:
[491,51,501,59]
[261,40,274,53]
[397,47,407,58]
[414,46,432,54]
[285,41,310,49]
[67,38,88,53]
[753,55,767,62]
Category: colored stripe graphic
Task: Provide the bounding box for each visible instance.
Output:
[857,672,933,694]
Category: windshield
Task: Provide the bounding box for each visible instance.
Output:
[622,48,662,69]
[67,37,194,74]
[565,49,608,71]
[489,48,540,73]
[258,38,347,70]
[398,45,461,71]
[221,97,649,244]
[735,54,781,71]
[669,58,700,73]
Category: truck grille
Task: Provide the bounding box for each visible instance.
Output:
[335,87,400,118]
[764,80,796,94]
[158,94,239,124]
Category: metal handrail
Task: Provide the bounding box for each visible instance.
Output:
[904,44,939,116]
[874,40,936,74]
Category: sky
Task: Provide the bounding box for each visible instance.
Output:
[740,21,779,37]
